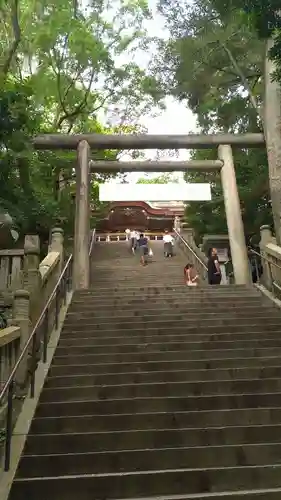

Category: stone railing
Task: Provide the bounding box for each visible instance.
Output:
[0,326,21,390]
[95,232,164,242]
[0,249,24,291]
[258,225,281,297]
[0,325,21,426]
[0,228,65,403]
[0,229,96,469]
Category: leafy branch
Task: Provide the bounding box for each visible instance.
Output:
[1,0,21,79]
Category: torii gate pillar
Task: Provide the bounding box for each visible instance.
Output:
[218,144,251,285]
[73,140,90,289]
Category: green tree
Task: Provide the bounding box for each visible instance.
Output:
[153,0,273,241]
[137,173,179,183]
[209,0,281,81]
[0,0,162,242]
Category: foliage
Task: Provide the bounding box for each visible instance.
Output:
[184,148,272,244]
[0,0,161,242]
[153,0,273,240]
[157,0,264,130]
[137,173,179,183]
[209,0,281,82]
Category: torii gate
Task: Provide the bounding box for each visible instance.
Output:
[33,132,265,289]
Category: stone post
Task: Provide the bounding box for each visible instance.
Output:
[73,140,90,289]
[218,145,251,285]
[260,225,274,291]
[49,227,64,273]
[12,289,31,389]
[23,235,41,325]
[264,38,281,245]
[174,216,181,233]
[181,226,195,246]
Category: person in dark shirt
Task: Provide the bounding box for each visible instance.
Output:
[139,233,149,266]
[208,248,221,285]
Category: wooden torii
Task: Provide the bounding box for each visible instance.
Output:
[32,133,265,289]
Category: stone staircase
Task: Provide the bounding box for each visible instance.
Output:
[7,241,281,499]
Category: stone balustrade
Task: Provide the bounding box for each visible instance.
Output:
[0,227,66,422]
[0,326,21,389]
[259,225,281,296]
[0,249,24,292]
[0,326,21,427]
[95,232,165,242]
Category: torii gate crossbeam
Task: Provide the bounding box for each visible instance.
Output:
[33,132,264,150]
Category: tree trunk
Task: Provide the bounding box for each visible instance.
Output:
[264,38,281,244]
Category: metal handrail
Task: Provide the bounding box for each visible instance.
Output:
[226,246,281,291]
[173,228,208,271]
[0,253,73,471]
[249,246,281,272]
[89,229,96,257]
[1,230,96,472]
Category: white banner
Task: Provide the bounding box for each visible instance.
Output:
[99,183,211,201]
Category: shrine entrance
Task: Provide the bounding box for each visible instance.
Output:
[32,132,265,288]
[96,201,185,233]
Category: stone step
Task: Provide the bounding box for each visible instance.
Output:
[71,288,261,297]
[23,424,281,453]
[75,285,251,294]
[90,278,186,283]
[89,283,189,288]
[9,465,281,500]
[75,284,257,292]
[70,297,266,308]
[51,347,281,366]
[61,317,281,331]
[44,366,281,388]
[70,296,262,307]
[39,379,281,403]
[49,355,281,376]
[65,308,277,320]
[15,442,281,478]
[67,306,276,318]
[72,289,258,299]
[92,272,184,276]
[54,339,281,357]
[34,392,281,418]
[61,323,281,337]
[57,331,281,347]
[29,408,281,435]
[68,302,269,313]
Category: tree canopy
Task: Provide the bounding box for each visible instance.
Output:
[0,0,162,243]
[153,0,275,242]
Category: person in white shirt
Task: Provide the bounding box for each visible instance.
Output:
[130,230,137,254]
[163,231,174,257]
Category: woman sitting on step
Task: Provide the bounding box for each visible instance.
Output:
[184,263,199,286]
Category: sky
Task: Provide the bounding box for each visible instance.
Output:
[135,0,197,150]
[109,0,198,182]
